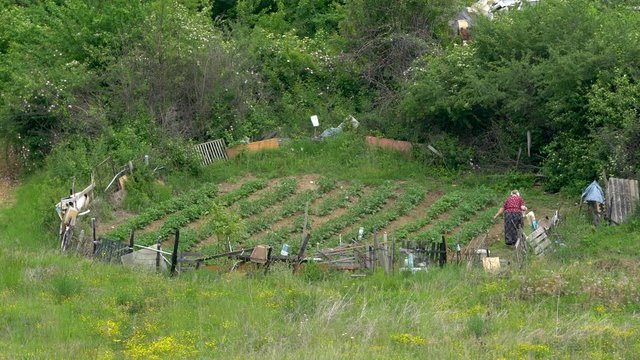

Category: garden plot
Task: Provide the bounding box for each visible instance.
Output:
[104,179,267,246]
[339,184,426,241]
[101,175,500,265]
[249,182,371,246]
[378,190,443,236]
[159,178,302,251]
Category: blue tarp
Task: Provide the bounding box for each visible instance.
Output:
[581,180,605,203]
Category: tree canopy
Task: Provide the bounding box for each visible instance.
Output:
[1,0,639,192]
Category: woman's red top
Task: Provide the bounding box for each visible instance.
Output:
[503,195,525,213]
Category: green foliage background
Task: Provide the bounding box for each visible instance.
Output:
[1,0,640,192]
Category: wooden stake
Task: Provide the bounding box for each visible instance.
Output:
[156,240,161,272]
[91,217,97,255]
[391,230,396,273]
[372,229,378,272]
[171,230,179,275]
[440,235,447,267]
[129,230,135,253]
[71,176,76,208]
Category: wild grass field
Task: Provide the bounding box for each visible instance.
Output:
[1,136,639,359]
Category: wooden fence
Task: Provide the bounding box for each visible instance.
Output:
[606,177,639,225]
[194,139,228,166]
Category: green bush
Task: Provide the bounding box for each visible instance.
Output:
[541,136,602,194]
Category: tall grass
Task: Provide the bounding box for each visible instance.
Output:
[0,249,639,359]
[2,135,640,359]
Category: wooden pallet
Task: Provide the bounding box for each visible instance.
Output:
[526,227,552,256]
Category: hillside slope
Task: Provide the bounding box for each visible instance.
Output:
[1,138,639,359]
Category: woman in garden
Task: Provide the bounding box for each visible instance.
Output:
[493,190,527,245]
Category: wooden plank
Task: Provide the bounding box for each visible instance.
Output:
[616,178,624,223]
[615,178,623,224]
[204,142,214,165]
[609,178,616,223]
[201,143,209,165]
[628,180,638,216]
[203,142,212,165]
[195,144,204,165]
[215,140,224,158]
[631,180,640,213]
[612,179,617,222]
[212,140,222,160]
[208,141,218,162]
[209,141,219,160]
[536,239,552,251]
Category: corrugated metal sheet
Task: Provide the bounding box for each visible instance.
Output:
[194,139,228,166]
[606,177,639,225]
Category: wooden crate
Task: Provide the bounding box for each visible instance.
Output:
[526,227,552,256]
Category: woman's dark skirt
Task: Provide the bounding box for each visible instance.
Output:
[504,211,523,245]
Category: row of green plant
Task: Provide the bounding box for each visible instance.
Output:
[245,190,314,236]
[257,226,298,250]
[105,183,219,240]
[313,181,365,216]
[394,191,464,240]
[176,203,244,253]
[453,208,496,246]
[312,182,397,244]
[179,178,319,252]
[408,189,496,243]
[247,183,396,252]
[244,178,338,237]
[133,179,268,246]
[348,185,427,239]
[244,181,364,248]
[237,178,298,218]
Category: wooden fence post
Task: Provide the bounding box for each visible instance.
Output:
[372,230,378,272]
[171,230,180,275]
[391,230,396,273]
[91,217,97,255]
[439,235,447,267]
[156,240,161,272]
[293,233,310,274]
[129,230,135,253]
